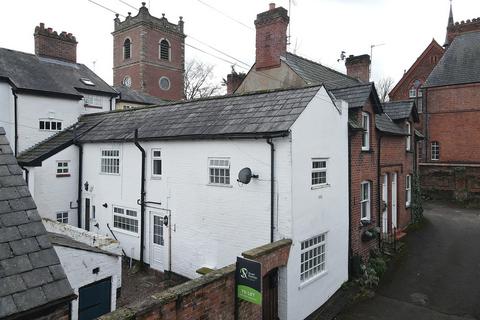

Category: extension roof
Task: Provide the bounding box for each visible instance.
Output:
[282,52,361,89]
[114,85,168,105]
[382,100,419,122]
[48,233,119,257]
[424,31,480,88]
[0,47,117,98]
[17,118,102,167]
[0,128,75,319]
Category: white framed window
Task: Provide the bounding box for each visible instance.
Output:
[409,87,417,98]
[311,159,327,187]
[406,122,411,151]
[151,149,162,178]
[159,39,171,61]
[56,161,69,176]
[208,158,230,185]
[300,233,327,283]
[113,206,138,233]
[101,150,120,174]
[39,119,62,131]
[406,175,412,207]
[84,95,105,108]
[360,181,371,221]
[361,112,370,151]
[431,141,440,161]
[56,212,68,224]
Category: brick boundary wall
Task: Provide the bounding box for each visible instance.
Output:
[100,239,292,320]
[420,163,480,205]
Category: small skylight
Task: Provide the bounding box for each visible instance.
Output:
[80,78,95,86]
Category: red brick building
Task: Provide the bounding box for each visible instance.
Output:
[232,4,419,268]
[112,3,185,101]
[421,30,480,202]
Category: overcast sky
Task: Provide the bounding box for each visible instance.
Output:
[1,0,479,90]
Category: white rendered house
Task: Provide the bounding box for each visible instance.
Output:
[19,85,349,319]
[0,24,117,155]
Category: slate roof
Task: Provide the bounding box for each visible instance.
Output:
[282,52,361,89]
[17,118,102,167]
[48,233,119,257]
[330,83,380,110]
[375,114,408,136]
[0,128,75,319]
[382,100,417,120]
[77,85,324,143]
[424,31,480,88]
[0,47,117,97]
[114,85,169,105]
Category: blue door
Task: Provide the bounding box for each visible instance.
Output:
[78,277,112,320]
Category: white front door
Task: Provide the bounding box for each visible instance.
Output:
[391,173,398,229]
[382,174,388,233]
[150,212,165,271]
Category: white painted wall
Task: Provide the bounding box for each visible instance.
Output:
[54,245,121,320]
[82,138,289,279]
[0,81,15,152]
[4,92,113,153]
[27,146,79,226]
[283,88,349,320]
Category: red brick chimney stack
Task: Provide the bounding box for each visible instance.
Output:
[34,23,78,63]
[254,3,289,71]
[226,70,246,94]
[345,54,371,83]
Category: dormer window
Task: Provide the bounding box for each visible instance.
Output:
[80,78,95,86]
[124,38,132,60]
[159,39,171,61]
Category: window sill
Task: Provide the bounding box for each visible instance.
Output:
[361,149,373,153]
[151,175,162,180]
[311,184,330,190]
[99,172,121,176]
[360,219,372,226]
[207,183,233,188]
[299,270,328,290]
[56,174,71,178]
[111,227,140,238]
[84,104,103,109]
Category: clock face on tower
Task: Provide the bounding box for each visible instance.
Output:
[122,75,132,87]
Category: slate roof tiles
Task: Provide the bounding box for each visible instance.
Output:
[0,128,74,318]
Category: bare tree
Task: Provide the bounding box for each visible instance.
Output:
[376,77,395,103]
[184,59,222,100]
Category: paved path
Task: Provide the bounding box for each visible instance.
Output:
[337,201,480,320]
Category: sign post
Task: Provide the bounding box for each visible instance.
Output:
[235,257,262,306]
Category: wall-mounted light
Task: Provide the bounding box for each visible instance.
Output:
[163,215,169,226]
[102,203,108,208]
[84,181,89,192]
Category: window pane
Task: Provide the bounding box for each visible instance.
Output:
[153,159,162,175]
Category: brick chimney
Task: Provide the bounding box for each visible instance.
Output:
[34,23,77,63]
[226,69,246,94]
[254,3,289,71]
[345,54,371,83]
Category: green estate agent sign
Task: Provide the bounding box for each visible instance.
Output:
[236,257,262,305]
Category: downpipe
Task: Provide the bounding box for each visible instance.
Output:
[266,138,275,243]
[134,129,146,266]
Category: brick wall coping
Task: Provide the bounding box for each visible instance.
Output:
[419,163,480,168]
[100,239,292,320]
[242,239,293,259]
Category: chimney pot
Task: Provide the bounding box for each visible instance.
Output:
[345,54,371,83]
[269,3,275,10]
[34,24,77,63]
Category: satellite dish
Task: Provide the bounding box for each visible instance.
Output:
[238,167,258,184]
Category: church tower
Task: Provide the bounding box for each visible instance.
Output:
[112,2,185,101]
[444,0,480,47]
